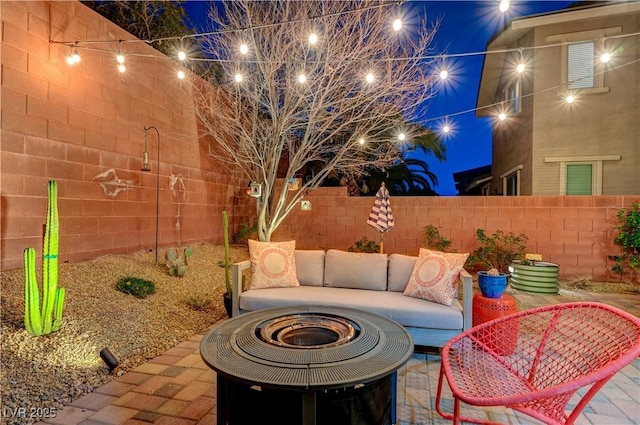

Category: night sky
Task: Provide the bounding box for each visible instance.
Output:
[184,1,576,195]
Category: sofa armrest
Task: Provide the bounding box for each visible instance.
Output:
[459,269,473,330]
[231,260,251,317]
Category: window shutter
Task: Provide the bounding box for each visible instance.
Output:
[566,164,592,195]
[568,41,594,89]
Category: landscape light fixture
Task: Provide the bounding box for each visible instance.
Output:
[99,348,119,372]
[141,126,161,264]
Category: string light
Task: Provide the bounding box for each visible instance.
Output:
[177,70,186,79]
[359,138,365,145]
[499,0,510,13]
[239,43,249,55]
[398,133,406,141]
[297,73,307,84]
[51,5,640,138]
[439,55,449,81]
[177,50,187,61]
[66,46,80,65]
[309,33,318,45]
[498,112,507,121]
[365,72,375,83]
[442,124,450,134]
[117,63,126,73]
[516,49,525,73]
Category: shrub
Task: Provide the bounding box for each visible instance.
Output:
[611,202,640,278]
[466,229,528,273]
[423,224,456,252]
[348,237,380,253]
[185,295,216,312]
[233,220,258,245]
[116,276,155,298]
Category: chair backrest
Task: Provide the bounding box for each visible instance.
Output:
[459,302,640,390]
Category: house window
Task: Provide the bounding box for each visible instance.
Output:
[546,27,620,94]
[544,155,621,195]
[567,41,595,89]
[566,163,593,195]
[502,80,521,114]
[500,164,523,196]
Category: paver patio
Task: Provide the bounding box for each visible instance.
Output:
[37,289,640,425]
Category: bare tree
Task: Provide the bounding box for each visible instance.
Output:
[193,0,441,241]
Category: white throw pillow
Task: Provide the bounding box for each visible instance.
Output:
[403,248,469,306]
[248,240,299,289]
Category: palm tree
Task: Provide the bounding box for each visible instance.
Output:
[362,157,439,196]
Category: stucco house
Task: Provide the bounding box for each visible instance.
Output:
[476,1,640,196]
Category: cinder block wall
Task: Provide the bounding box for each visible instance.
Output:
[0,1,252,270]
[276,188,640,282]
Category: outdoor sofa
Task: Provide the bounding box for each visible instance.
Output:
[231,248,473,347]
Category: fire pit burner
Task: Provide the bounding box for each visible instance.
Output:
[258,313,358,348]
[200,306,413,425]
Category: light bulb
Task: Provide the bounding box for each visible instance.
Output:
[298,74,307,84]
[116,53,125,64]
[398,133,406,141]
[365,73,375,84]
[72,50,80,63]
[66,55,75,65]
[566,95,575,104]
[443,125,450,134]
[439,69,448,80]
[117,64,126,73]
[600,52,611,63]
[240,43,248,55]
[177,70,186,80]
[516,63,525,73]
[309,33,318,45]
[499,0,510,13]
[177,50,187,61]
[359,138,365,145]
[393,19,402,32]
[234,73,243,83]
[498,112,507,121]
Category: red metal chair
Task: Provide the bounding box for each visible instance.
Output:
[436,302,640,425]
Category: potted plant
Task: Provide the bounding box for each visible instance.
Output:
[477,267,509,298]
[222,210,233,317]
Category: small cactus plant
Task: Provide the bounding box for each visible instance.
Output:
[165,247,193,277]
[24,180,66,336]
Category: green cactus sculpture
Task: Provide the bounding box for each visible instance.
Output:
[222,211,232,295]
[24,180,66,336]
[165,247,193,277]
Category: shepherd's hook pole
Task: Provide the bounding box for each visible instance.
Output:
[143,126,160,264]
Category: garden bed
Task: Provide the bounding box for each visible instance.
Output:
[0,244,248,425]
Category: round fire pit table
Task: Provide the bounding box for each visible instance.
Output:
[200,305,413,425]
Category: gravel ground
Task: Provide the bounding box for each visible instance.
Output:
[0,244,248,425]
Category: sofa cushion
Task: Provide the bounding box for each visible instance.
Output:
[294,250,325,287]
[248,240,299,289]
[403,249,469,306]
[323,249,388,291]
[239,286,463,330]
[388,254,417,292]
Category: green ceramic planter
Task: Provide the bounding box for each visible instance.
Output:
[509,260,560,294]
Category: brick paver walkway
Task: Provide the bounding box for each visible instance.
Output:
[37,290,640,425]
